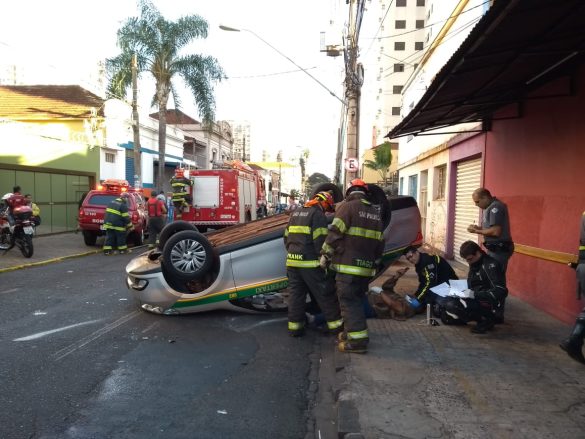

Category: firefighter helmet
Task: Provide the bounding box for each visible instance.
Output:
[314,191,335,212]
[345,178,369,196]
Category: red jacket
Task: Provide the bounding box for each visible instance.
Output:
[147,197,166,217]
[7,193,26,209]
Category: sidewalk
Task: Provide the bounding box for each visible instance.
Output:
[0,231,101,273]
[333,260,585,439]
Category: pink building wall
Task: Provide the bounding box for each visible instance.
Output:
[481,69,585,323]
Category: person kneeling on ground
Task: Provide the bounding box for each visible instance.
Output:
[443,240,507,334]
[403,246,459,317]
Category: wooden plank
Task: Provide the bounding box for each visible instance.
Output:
[514,243,577,265]
[206,213,290,247]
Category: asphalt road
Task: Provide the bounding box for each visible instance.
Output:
[0,253,322,439]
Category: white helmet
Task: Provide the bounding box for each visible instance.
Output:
[2,193,12,201]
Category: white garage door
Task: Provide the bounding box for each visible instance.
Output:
[453,158,482,264]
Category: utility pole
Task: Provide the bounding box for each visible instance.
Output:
[343,0,365,187]
[131,53,142,187]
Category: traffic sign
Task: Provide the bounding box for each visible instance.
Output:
[344,157,359,172]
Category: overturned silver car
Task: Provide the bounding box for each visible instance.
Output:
[126,185,422,315]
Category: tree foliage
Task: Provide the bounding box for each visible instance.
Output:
[307,172,331,187]
[290,189,301,199]
[364,141,393,182]
[106,0,225,185]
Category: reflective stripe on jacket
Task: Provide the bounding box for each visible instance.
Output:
[284,205,329,268]
[414,253,458,301]
[170,177,192,201]
[103,198,131,231]
[322,193,384,277]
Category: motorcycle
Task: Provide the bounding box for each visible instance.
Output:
[0,205,35,258]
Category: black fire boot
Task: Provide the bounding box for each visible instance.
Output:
[560,312,585,365]
[338,338,369,354]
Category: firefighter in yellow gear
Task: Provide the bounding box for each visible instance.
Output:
[103,193,133,255]
[321,179,385,354]
[170,168,193,219]
[284,191,343,337]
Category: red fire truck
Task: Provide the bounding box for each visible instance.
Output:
[178,161,266,232]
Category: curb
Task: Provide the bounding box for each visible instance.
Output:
[0,249,102,274]
[333,347,364,438]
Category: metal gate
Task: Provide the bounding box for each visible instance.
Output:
[0,167,92,235]
[452,158,481,264]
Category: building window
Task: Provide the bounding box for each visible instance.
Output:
[394,42,406,51]
[415,41,424,51]
[417,0,425,6]
[391,107,401,116]
[416,20,425,29]
[397,0,407,6]
[395,20,406,29]
[105,152,115,163]
[399,177,404,195]
[393,85,403,94]
[434,165,447,200]
[408,175,418,199]
[394,63,405,72]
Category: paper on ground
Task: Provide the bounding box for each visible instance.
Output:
[430,280,474,298]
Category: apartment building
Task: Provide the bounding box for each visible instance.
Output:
[360,0,427,151]
[392,0,489,256]
[228,120,252,162]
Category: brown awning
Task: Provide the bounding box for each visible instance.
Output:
[386,0,585,139]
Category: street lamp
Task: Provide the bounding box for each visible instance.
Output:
[219,25,346,106]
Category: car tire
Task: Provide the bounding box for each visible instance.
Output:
[82,230,98,246]
[367,183,392,229]
[161,230,214,281]
[157,220,199,250]
[310,183,344,203]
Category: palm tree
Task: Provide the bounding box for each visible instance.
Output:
[298,148,310,196]
[106,0,225,186]
[364,141,393,183]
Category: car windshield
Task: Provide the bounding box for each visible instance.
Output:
[86,194,119,207]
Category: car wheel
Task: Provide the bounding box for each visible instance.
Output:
[367,183,392,229]
[310,183,343,203]
[82,230,97,246]
[161,230,214,281]
[157,220,199,250]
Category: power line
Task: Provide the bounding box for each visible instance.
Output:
[362,0,395,57]
[363,0,490,42]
